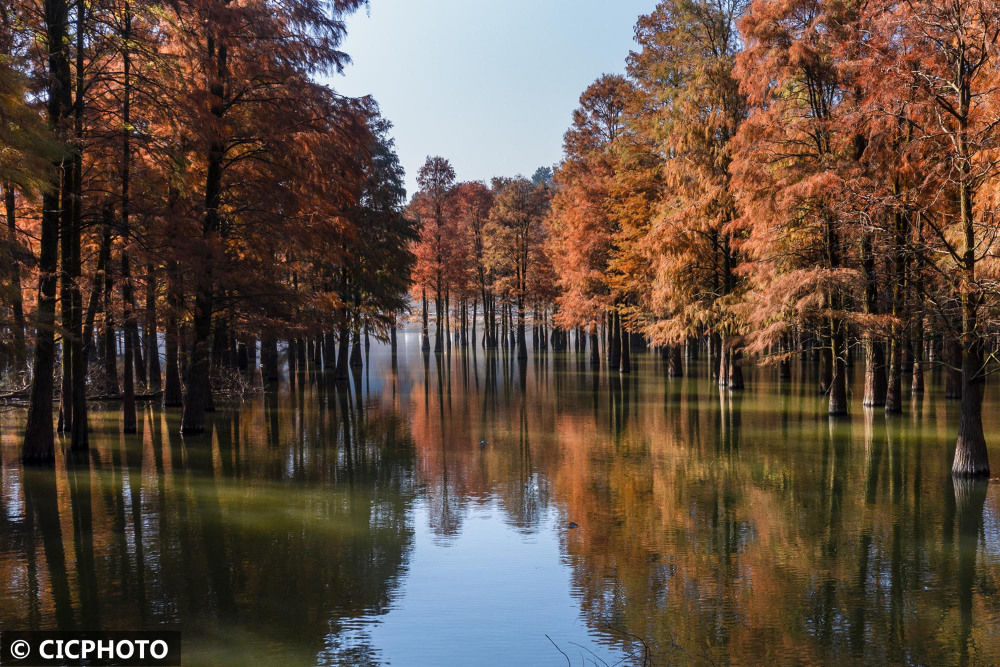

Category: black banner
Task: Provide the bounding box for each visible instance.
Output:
[0,631,181,666]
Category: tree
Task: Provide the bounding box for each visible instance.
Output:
[486,177,551,359]
[340,112,417,359]
[169,0,368,433]
[410,156,458,355]
[628,0,749,386]
[453,181,496,347]
[549,75,634,370]
[20,0,74,464]
[732,0,862,415]
[0,42,54,379]
[859,0,1000,475]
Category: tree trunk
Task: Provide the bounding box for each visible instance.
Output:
[103,258,119,396]
[261,336,279,385]
[470,299,477,352]
[863,339,886,408]
[287,337,297,378]
[618,313,630,374]
[23,0,72,465]
[163,260,183,407]
[67,0,88,451]
[434,283,443,354]
[952,161,988,476]
[911,314,924,395]
[668,345,683,378]
[390,315,398,361]
[3,185,27,375]
[608,310,620,371]
[323,331,336,372]
[945,334,962,401]
[885,207,908,414]
[590,327,600,367]
[421,288,430,352]
[953,325,988,476]
[719,336,730,387]
[145,264,161,391]
[861,231,885,407]
[296,337,306,372]
[350,324,363,368]
[444,289,452,351]
[709,333,722,381]
[728,347,744,390]
[828,321,848,416]
[81,216,111,375]
[779,334,792,381]
[335,323,350,380]
[121,250,138,433]
[181,19,226,435]
[58,130,75,435]
[516,297,527,360]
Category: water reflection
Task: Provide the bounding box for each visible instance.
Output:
[1,337,999,665]
[2,382,416,665]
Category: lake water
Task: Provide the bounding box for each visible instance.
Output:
[2,334,999,665]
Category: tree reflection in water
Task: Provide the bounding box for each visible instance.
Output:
[1,377,416,666]
[2,340,1000,665]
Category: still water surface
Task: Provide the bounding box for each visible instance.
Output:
[2,335,1000,665]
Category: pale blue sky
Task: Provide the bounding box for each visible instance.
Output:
[328,0,657,196]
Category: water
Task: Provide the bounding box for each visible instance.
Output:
[2,334,999,665]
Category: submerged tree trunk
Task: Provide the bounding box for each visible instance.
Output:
[668,345,683,378]
[863,340,886,408]
[261,336,279,385]
[728,346,744,390]
[350,324,363,368]
[719,337,744,389]
[287,337,297,379]
[953,320,988,476]
[335,322,350,380]
[778,334,792,381]
[952,170,988,476]
[828,321,848,417]
[296,336,306,372]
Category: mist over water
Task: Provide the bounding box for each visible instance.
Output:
[2,333,1000,665]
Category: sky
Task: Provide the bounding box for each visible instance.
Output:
[326,0,657,197]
